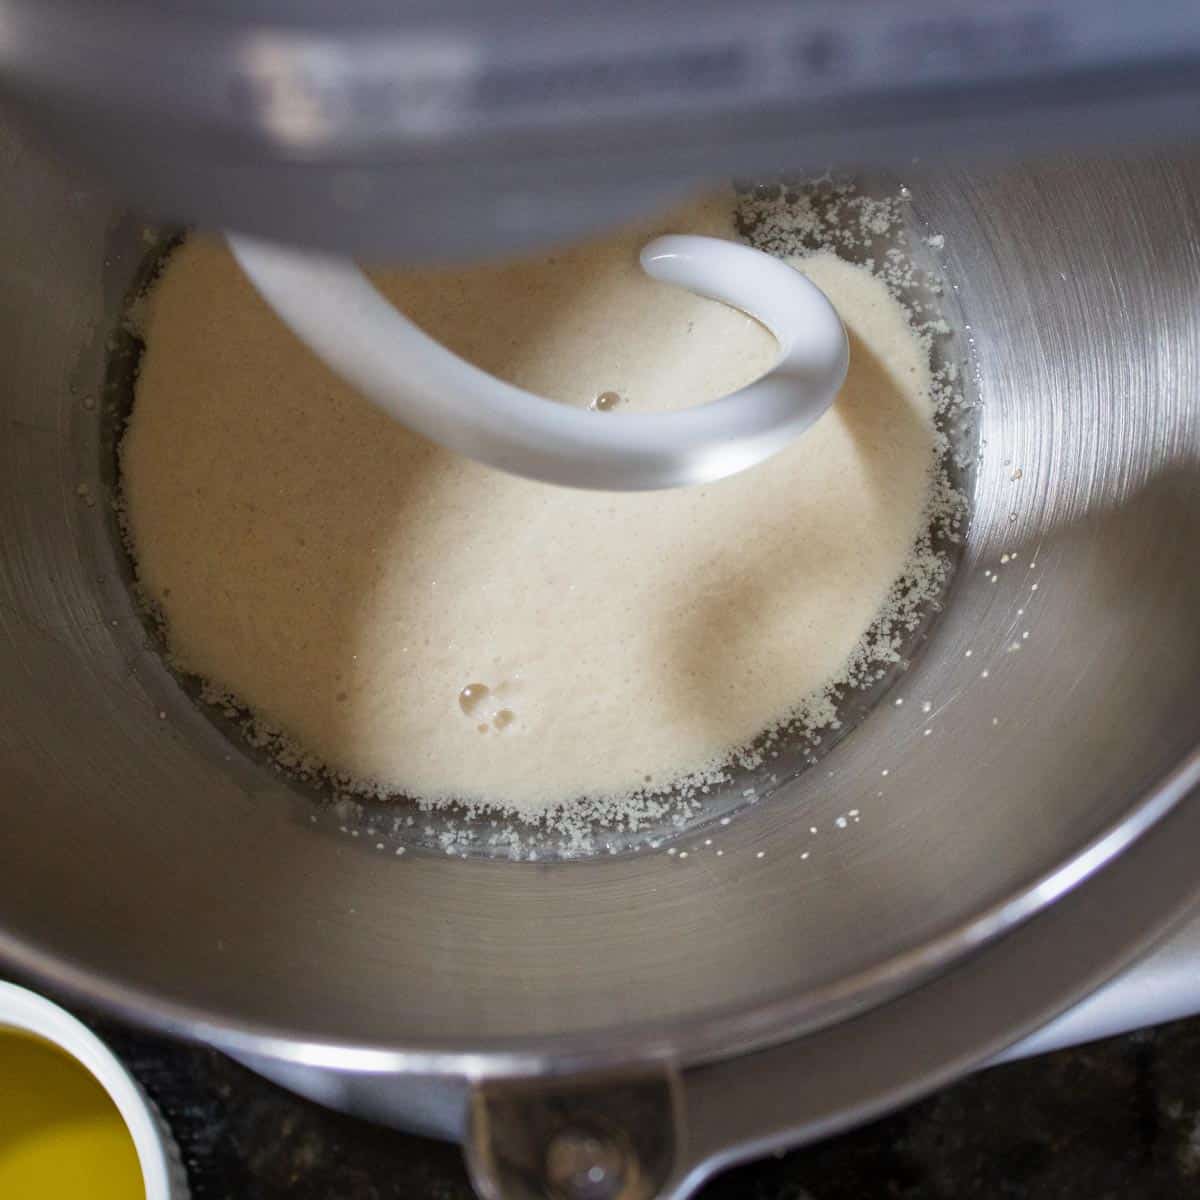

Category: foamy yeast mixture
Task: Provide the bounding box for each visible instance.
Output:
[121,195,938,821]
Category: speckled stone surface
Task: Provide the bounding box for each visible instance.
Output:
[38,1000,1200,1200]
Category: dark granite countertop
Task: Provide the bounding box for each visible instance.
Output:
[47,1002,1200,1200]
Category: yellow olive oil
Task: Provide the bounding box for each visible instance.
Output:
[0,1032,144,1199]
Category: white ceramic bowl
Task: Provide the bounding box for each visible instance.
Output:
[0,981,188,1200]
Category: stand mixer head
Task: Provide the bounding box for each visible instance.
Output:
[3,0,1200,261]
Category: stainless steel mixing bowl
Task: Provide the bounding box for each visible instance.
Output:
[2,112,1200,1197]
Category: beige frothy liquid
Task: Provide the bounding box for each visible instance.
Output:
[121,195,938,823]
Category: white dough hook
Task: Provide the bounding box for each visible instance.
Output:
[228,233,849,491]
